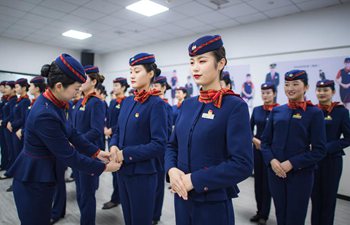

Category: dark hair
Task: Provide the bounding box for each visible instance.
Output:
[142,63,161,82]
[95,83,105,94]
[87,72,105,88]
[17,82,29,92]
[33,83,47,93]
[41,62,75,89]
[211,46,227,77]
[301,79,308,86]
[177,88,188,99]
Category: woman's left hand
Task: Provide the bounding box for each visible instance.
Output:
[280,160,293,173]
[181,173,194,192]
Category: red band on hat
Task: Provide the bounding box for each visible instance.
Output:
[60,54,86,82]
[286,71,306,81]
[130,55,155,66]
[85,66,98,71]
[114,78,127,82]
[317,81,334,86]
[191,36,222,56]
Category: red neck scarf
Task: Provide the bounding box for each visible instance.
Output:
[288,100,313,111]
[116,96,126,105]
[8,95,16,101]
[81,92,99,107]
[263,103,280,111]
[17,94,29,103]
[177,100,183,108]
[162,98,168,104]
[199,88,238,108]
[318,102,340,114]
[43,89,69,109]
[134,89,161,104]
[2,95,8,101]
[30,97,37,106]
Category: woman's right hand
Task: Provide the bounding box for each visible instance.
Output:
[168,167,188,200]
[270,159,287,178]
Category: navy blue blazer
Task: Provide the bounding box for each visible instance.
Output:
[165,96,253,202]
[73,96,106,150]
[6,95,105,182]
[11,97,30,132]
[107,99,125,134]
[165,102,173,139]
[321,105,350,157]
[1,95,17,127]
[261,104,326,170]
[251,106,270,139]
[109,95,167,175]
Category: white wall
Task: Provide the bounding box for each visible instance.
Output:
[99,3,350,197]
[0,37,83,75]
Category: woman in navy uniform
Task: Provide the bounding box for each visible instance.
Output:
[103,77,129,210]
[109,52,167,225]
[0,81,8,171]
[0,81,17,179]
[172,87,187,125]
[261,70,326,225]
[250,82,278,225]
[73,65,106,225]
[5,53,121,225]
[152,75,173,224]
[165,35,253,225]
[5,79,31,191]
[311,79,350,225]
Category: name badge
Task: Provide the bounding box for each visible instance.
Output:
[116,104,120,109]
[79,106,85,111]
[28,106,31,109]
[325,115,332,121]
[72,105,75,109]
[135,113,139,118]
[202,110,215,120]
[292,113,302,119]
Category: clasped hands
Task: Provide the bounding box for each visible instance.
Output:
[168,167,194,200]
[97,146,124,172]
[270,159,293,178]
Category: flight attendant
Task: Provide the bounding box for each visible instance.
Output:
[109,52,167,225]
[311,79,350,225]
[73,65,106,225]
[0,80,17,179]
[5,53,121,225]
[152,75,173,224]
[5,79,31,191]
[250,82,278,225]
[103,77,129,210]
[165,35,253,225]
[335,57,350,109]
[172,87,187,125]
[0,81,8,171]
[261,70,327,225]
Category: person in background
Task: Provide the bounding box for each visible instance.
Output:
[185,75,193,97]
[102,77,129,210]
[172,87,187,125]
[311,79,350,225]
[335,57,350,110]
[241,74,255,109]
[261,70,326,225]
[220,71,234,90]
[0,81,8,172]
[265,63,279,102]
[250,82,279,225]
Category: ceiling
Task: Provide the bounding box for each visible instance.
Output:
[0,0,348,54]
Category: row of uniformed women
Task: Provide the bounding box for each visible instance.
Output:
[250,72,350,225]
[3,53,121,225]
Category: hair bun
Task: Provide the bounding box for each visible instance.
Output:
[152,64,161,77]
[99,74,105,84]
[41,64,51,78]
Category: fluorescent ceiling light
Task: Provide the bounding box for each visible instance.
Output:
[126,0,169,17]
[62,30,92,40]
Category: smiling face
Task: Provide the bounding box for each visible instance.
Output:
[190,52,225,90]
[130,65,153,90]
[284,80,308,101]
[316,87,334,104]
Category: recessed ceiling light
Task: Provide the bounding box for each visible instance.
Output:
[126,0,169,17]
[62,30,92,40]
